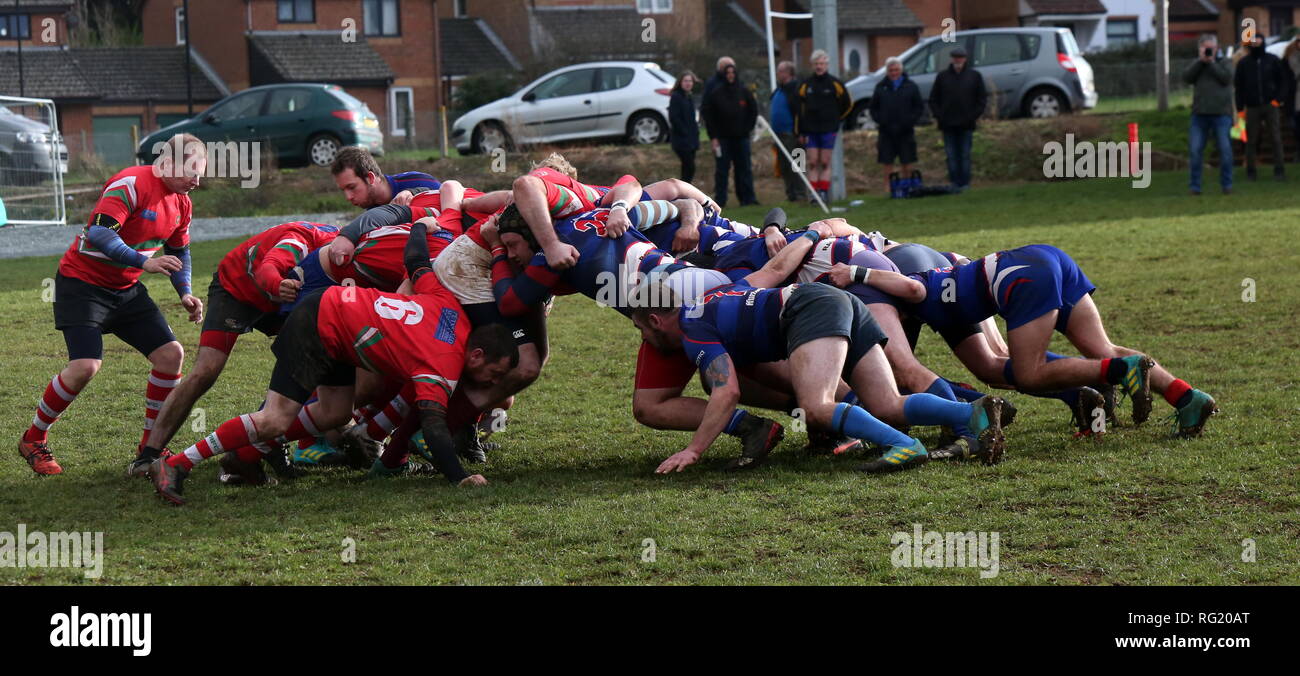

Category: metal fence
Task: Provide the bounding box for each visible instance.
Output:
[0,96,68,227]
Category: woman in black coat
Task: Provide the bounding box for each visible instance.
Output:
[669,71,701,183]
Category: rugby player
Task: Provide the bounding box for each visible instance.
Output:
[852,244,1216,437]
[148,222,517,505]
[331,146,440,209]
[19,134,206,476]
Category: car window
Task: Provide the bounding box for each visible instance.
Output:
[903,41,935,74]
[1020,34,1041,60]
[598,67,636,92]
[267,89,314,115]
[973,34,1025,66]
[209,92,266,122]
[529,69,598,100]
[931,40,967,72]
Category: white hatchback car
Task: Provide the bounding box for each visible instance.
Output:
[452,61,675,154]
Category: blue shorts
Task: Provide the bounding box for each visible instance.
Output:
[993,245,1096,332]
[804,132,838,150]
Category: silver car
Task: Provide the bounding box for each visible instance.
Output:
[0,105,69,186]
[452,61,674,154]
[846,27,1097,129]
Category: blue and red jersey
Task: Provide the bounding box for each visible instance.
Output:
[385,172,440,197]
[678,282,799,371]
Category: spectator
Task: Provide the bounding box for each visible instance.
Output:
[1183,33,1234,195]
[796,49,852,204]
[1234,36,1288,180]
[1283,36,1300,166]
[669,71,701,184]
[869,56,924,194]
[928,45,986,190]
[330,146,440,208]
[704,56,736,98]
[770,60,807,202]
[700,64,759,207]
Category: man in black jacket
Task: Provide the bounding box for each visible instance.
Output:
[701,64,759,207]
[1235,36,1288,180]
[796,49,853,203]
[928,45,987,190]
[870,56,924,194]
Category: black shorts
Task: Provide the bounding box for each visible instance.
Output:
[781,284,888,379]
[462,301,540,346]
[201,272,284,337]
[53,273,176,360]
[877,129,918,165]
[267,290,354,404]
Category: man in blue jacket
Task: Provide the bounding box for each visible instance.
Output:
[770,61,807,202]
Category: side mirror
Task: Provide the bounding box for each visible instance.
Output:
[202,113,217,124]
[522,92,536,103]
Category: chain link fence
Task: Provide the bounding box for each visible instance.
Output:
[0,96,68,227]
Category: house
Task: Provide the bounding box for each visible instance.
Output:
[139,0,519,144]
[1,1,226,166]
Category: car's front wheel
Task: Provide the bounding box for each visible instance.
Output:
[307,134,341,166]
[627,112,667,144]
[473,122,512,154]
[1023,88,1067,118]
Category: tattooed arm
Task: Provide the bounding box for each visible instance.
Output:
[655,353,741,474]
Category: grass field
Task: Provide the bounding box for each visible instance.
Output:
[1,170,1297,585]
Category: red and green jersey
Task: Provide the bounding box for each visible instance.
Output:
[316,272,468,407]
[326,223,455,292]
[529,167,603,220]
[217,222,340,312]
[407,188,484,238]
[60,165,191,289]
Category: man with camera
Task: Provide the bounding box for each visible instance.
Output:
[1183,33,1234,195]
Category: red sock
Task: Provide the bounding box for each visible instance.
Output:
[380,415,420,469]
[364,390,411,441]
[26,374,80,442]
[170,414,257,470]
[1164,379,1192,408]
[142,369,181,449]
[282,406,322,443]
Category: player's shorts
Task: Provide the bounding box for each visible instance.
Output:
[991,244,1096,332]
[462,301,540,346]
[634,340,698,391]
[53,273,176,361]
[839,250,901,306]
[804,132,838,150]
[268,290,355,404]
[877,130,918,165]
[884,243,982,350]
[199,273,285,354]
[433,235,494,305]
[780,283,887,378]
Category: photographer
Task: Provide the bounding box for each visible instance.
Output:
[1183,33,1234,195]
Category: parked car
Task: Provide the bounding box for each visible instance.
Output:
[845,27,1097,129]
[136,83,383,167]
[452,61,674,154]
[0,105,69,186]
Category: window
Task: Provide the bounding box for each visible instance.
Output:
[267,88,313,115]
[175,7,185,45]
[1020,34,1041,59]
[847,49,862,75]
[973,34,1026,66]
[1105,19,1138,48]
[529,69,598,100]
[207,92,267,122]
[0,14,31,39]
[598,67,635,92]
[389,87,414,137]
[636,0,672,13]
[278,0,315,23]
[364,0,400,36]
[904,39,967,74]
[454,0,468,18]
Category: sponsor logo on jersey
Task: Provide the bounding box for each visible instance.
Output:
[435,307,459,345]
[141,209,157,221]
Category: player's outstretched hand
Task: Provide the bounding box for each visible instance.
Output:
[391,190,414,206]
[764,229,787,258]
[655,449,701,474]
[605,207,632,238]
[180,294,204,323]
[329,238,356,267]
[458,474,488,487]
[278,278,303,304]
[143,255,182,275]
[545,242,580,270]
[827,263,853,288]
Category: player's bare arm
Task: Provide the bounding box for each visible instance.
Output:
[656,354,740,474]
[599,176,643,238]
[742,227,826,289]
[831,264,927,302]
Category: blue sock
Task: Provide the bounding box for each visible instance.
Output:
[723,409,749,435]
[832,403,914,448]
[841,391,859,408]
[925,378,971,438]
[902,393,975,430]
[1003,355,1079,405]
[943,378,984,402]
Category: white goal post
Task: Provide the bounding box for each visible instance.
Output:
[0,95,68,227]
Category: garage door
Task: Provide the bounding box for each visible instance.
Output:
[92,115,142,167]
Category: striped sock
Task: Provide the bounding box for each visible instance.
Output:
[170,414,257,470]
[26,374,80,442]
[141,369,181,449]
[364,393,410,441]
